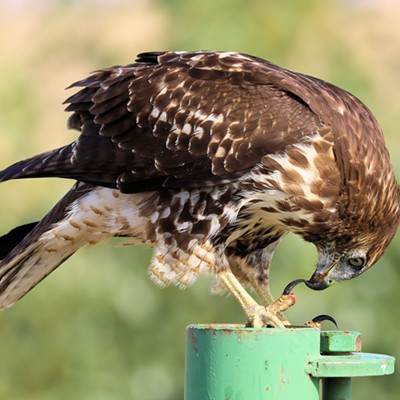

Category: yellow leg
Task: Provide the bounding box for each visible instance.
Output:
[249,278,291,326]
[252,280,275,306]
[219,270,295,328]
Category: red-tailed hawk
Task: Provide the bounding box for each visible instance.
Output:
[0,51,399,327]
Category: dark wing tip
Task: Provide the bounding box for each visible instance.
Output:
[0,222,39,260]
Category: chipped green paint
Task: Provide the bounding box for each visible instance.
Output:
[184,325,395,400]
[185,324,320,399]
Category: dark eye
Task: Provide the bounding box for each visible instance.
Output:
[347,256,366,270]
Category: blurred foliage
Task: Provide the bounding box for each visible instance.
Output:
[0,0,399,399]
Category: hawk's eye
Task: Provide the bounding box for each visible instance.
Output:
[347,256,366,270]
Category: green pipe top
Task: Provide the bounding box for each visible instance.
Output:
[187,324,395,378]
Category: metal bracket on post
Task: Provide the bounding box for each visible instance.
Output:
[307,331,394,400]
[184,325,394,400]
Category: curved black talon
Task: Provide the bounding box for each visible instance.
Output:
[283,278,331,295]
[282,279,307,295]
[310,314,338,329]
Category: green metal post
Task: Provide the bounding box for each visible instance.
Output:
[184,325,394,400]
[322,378,352,400]
[185,324,321,399]
[319,331,355,399]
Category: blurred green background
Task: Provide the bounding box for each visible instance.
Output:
[0,0,399,399]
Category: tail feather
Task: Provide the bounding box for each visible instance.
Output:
[0,182,94,309]
[0,241,75,309]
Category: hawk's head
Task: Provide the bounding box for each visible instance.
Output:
[277,82,400,292]
[304,183,400,291]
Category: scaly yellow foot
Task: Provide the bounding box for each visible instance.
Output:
[219,270,296,328]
